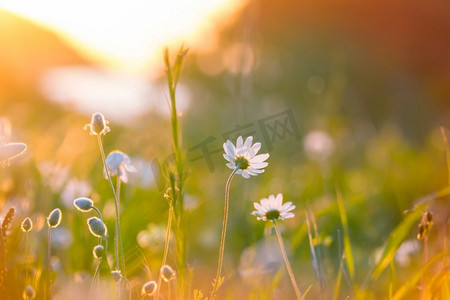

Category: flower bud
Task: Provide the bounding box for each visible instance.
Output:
[111,270,122,283]
[92,113,107,134]
[87,217,107,237]
[21,217,33,232]
[84,113,110,136]
[73,197,94,212]
[23,285,35,299]
[93,245,104,259]
[141,281,157,296]
[160,265,175,282]
[47,208,62,228]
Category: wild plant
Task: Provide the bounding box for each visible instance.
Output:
[162,45,189,298]
[210,136,269,299]
[252,193,302,299]
[46,208,61,299]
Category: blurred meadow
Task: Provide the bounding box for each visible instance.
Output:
[0,0,449,299]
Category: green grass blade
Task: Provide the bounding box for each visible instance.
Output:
[336,190,355,279]
[388,261,396,300]
[391,251,450,300]
[305,210,321,282]
[332,264,343,300]
[370,202,428,281]
[428,266,450,299]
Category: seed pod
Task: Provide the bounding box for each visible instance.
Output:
[23,285,35,299]
[87,217,107,237]
[73,197,94,212]
[93,245,104,259]
[47,208,62,228]
[21,217,33,232]
[84,113,110,135]
[160,265,175,282]
[141,281,157,296]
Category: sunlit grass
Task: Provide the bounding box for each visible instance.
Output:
[0,47,449,300]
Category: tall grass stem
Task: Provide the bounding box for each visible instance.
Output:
[273,220,303,300]
[164,45,188,298]
[155,204,174,300]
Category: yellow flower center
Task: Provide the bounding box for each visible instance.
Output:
[265,210,280,220]
[234,156,249,170]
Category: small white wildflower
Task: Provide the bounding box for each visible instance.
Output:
[141,281,157,296]
[304,130,335,161]
[47,208,62,228]
[21,217,33,232]
[160,265,175,282]
[252,194,295,221]
[61,179,91,208]
[51,226,73,250]
[73,197,94,212]
[83,112,110,136]
[104,150,136,183]
[223,136,269,178]
[395,239,419,267]
[0,142,27,167]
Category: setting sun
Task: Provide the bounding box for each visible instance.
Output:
[0,0,243,73]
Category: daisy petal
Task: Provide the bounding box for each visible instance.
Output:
[236,136,243,149]
[249,142,261,156]
[250,153,270,163]
[223,154,233,162]
[244,136,253,150]
[281,212,295,219]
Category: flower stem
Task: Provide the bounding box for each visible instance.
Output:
[89,259,101,296]
[116,178,126,274]
[47,227,52,300]
[25,232,29,285]
[96,135,129,299]
[97,135,123,272]
[210,169,237,300]
[92,206,103,221]
[90,236,108,296]
[421,236,429,300]
[272,220,303,300]
[155,204,174,300]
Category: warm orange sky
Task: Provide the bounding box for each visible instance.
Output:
[0,0,244,74]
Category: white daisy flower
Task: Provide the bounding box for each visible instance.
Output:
[252,193,295,221]
[104,150,137,183]
[223,136,269,178]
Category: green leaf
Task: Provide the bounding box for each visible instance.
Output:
[370,202,427,281]
[392,252,450,300]
[332,265,343,300]
[336,190,355,279]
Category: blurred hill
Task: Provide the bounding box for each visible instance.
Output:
[0,9,90,88]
